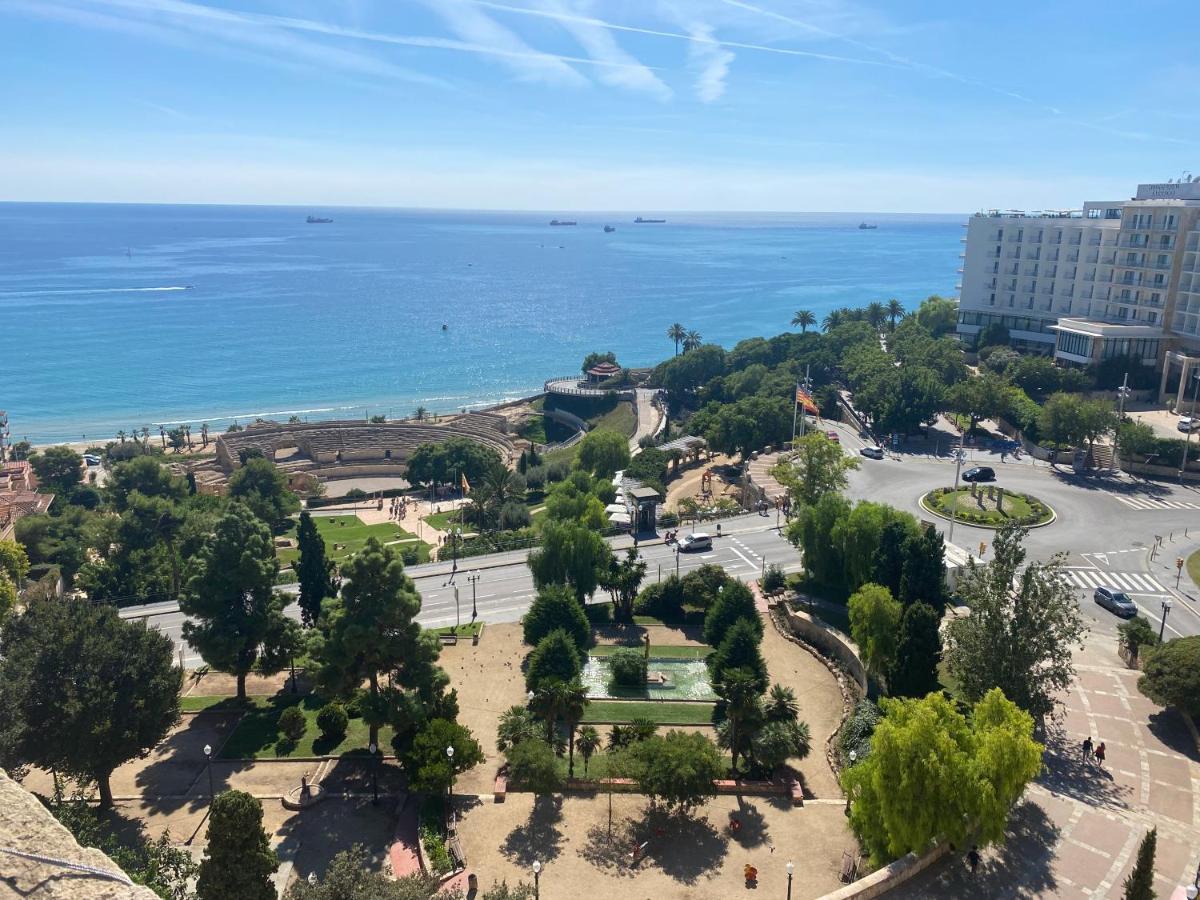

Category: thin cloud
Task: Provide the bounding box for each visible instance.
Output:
[471,0,896,68]
[417,0,586,86]
[536,0,671,100]
[687,23,733,103]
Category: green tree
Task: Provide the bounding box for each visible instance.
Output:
[119,493,188,600]
[702,579,761,648]
[787,492,851,587]
[871,519,916,600]
[577,725,601,776]
[496,706,541,753]
[629,730,723,813]
[600,548,648,622]
[1039,392,1116,458]
[848,583,902,685]
[856,366,946,436]
[708,618,768,690]
[406,718,484,795]
[197,790,278,900]
[771,430,860,506]
[29,445,83,495]
[791,309,816,333]
[1137,636,1200,716]
[975,321,1010,349]
[523,583,590,651]
[888,602,942,699]
[577,428,632,479]
[841,689,1042,863]
[1007,355,1066,402]
[315,537,443,747]
[504,737,564,793]
[693,394,792,459]
[714,667,763,773]
[405,437,502,489]
[0,539,30,587]
[1121,828,1157,900]
[749,719,812,772]
[943,523,1086,721]
[834,502,914,592]
[1117,616,1159,661]
[899,526,948,610]
[528,520,613,603]
[914,295,958,336]
[229,456,300,527]
[0,598,181,807]
[14,507,92,584]
[609,647,648,686]
[296,510,335,627]
[525,629,582,692]
[180,504,291,701]
[0,574,16,622]
[947,373,1012,433]
[283,844,444,900]
[106,456,187,511]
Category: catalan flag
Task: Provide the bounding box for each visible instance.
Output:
[795,385,819,416]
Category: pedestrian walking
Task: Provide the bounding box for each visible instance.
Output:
[967,845,981,875]
[1094,742,1106,770]
[1082,736,1093,763]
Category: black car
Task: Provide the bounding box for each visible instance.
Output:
[1093,587,1137,618]
[962,466,995,482]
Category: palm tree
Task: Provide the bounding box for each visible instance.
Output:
[717,668,762,773]
[764,684,799,723]
[200,423,209,448]
[682,329,702,352]
[791,309,816,333]
[183,424,192,451]
[140,426,150,449]
[886,298,904,330]
[158,425,167,450]
[116,430,126,444]
[822,310,845,332]
[866,301,887,331]
[497,705,541,752]
[667,322,686,356]
[561,680,588,777]
[413,406,427,422]
[577,725,601,776]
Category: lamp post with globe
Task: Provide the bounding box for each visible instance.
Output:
[447,745,456,800]
[786,861,795,900]
[532,860,542,899]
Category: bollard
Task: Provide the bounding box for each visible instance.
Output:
[997,487,1005,513]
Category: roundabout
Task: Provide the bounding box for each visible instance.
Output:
[919,485,1055,529]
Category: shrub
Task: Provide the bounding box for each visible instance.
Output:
[703,580,761,648]
[278,706,307,742]
[544,459,571,483]
[608,647,647,687]
[419,821,453,875]
[525,629,582,692]
[498,501,532,531]
[1137,636,1200,716]
[316,702,348,740]
[658,511,679,528]
[708,618,768,689]
[504,738,564,793]
[524,466,546,490]
[681,564,733,609]
[345,691,364,719]
[344,488,368,500]
[1118,616,1159,660]
[633,576,686,620]
[837,698,881,767]
[761,564,787,595]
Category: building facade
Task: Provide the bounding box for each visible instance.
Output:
[957,180,1200,402]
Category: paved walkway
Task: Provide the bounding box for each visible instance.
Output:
[387,796,421,878]
[900,635,1200,898]
[629,388,664,453]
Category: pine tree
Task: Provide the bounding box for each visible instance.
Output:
[197,790,278,900]
[1122,828,1156,900]
[296,511,333,627]
[888,602,942,698]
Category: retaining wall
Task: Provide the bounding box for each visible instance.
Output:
[816,843,950,899]
[777,606,867,693]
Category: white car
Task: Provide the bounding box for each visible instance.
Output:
[1178,416,1200,433]
[679,532,713,552]
[859,445,884,460]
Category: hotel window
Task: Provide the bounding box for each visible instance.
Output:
[1106,208,1122,219]
[1166,214,1177,229]
[1154,274,1165,286]
[1017,228,1023,241]
[989,293,996,306]
[1118,307,1129,319]
[1148,312,1158,324]
[1157,253,1170,267]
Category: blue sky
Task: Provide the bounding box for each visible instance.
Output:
[2,0,1199,211]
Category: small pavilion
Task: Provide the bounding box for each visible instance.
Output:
[628,485,661,534]
[585,361,622,384]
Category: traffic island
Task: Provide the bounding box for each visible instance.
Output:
[920,485,1055,529]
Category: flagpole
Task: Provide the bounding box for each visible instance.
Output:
[800,365,810,439]
[791,382,800,448]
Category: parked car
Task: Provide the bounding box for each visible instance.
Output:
[678,532,713,552]
[82,454,102,466]
[1093,586,1138,618]
[859,445,884,460]
[825,430,840,444]
[961,466,995,482]
[1178,416,1200,433]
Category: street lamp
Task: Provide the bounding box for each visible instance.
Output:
[948,447,967,544]
[453,584,461,633]
[1113,372,1131,473]
[1159,598,1173,642]
[532,860,542,899]
[203,743,215,800]
[786,861,795,900]
[447,745,456,801]
[467,571,481,622]
[307,873,317,887]
[369,742,379,805]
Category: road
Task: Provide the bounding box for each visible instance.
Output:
[834,419,1200,641]
[121,513,803,668]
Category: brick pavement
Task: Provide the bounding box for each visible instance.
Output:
[901,637,1200,898]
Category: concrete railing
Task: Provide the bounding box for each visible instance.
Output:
[816,843,950,899]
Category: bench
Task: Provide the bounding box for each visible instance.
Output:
[493,774,507,802]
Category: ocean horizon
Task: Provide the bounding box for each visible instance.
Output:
[1,202,964,444]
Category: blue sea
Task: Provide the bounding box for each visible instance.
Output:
[0,203,964,443]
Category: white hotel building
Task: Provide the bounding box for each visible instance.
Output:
[957,180,1200,402]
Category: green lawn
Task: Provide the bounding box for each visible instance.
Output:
[580,700,716,725]
[205,692,395,759]
[924,487,1052,528]
[1188,548,1200,590]
[422,510,463,532]
[589,644,711,659]
[432,620,485,637]
[591,400,636,437]
[278,514,431,567]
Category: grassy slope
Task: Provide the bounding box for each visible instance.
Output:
[278,514,430,566]
[581,700,716,725]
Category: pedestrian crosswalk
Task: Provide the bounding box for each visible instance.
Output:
[1110,495,1200,511]
[1062,568,1166,593]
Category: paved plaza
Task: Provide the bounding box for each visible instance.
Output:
[905,636,1200,898]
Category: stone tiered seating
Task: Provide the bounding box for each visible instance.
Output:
[215,415,514,472]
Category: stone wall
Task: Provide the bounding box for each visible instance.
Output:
[778,606,867,693]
